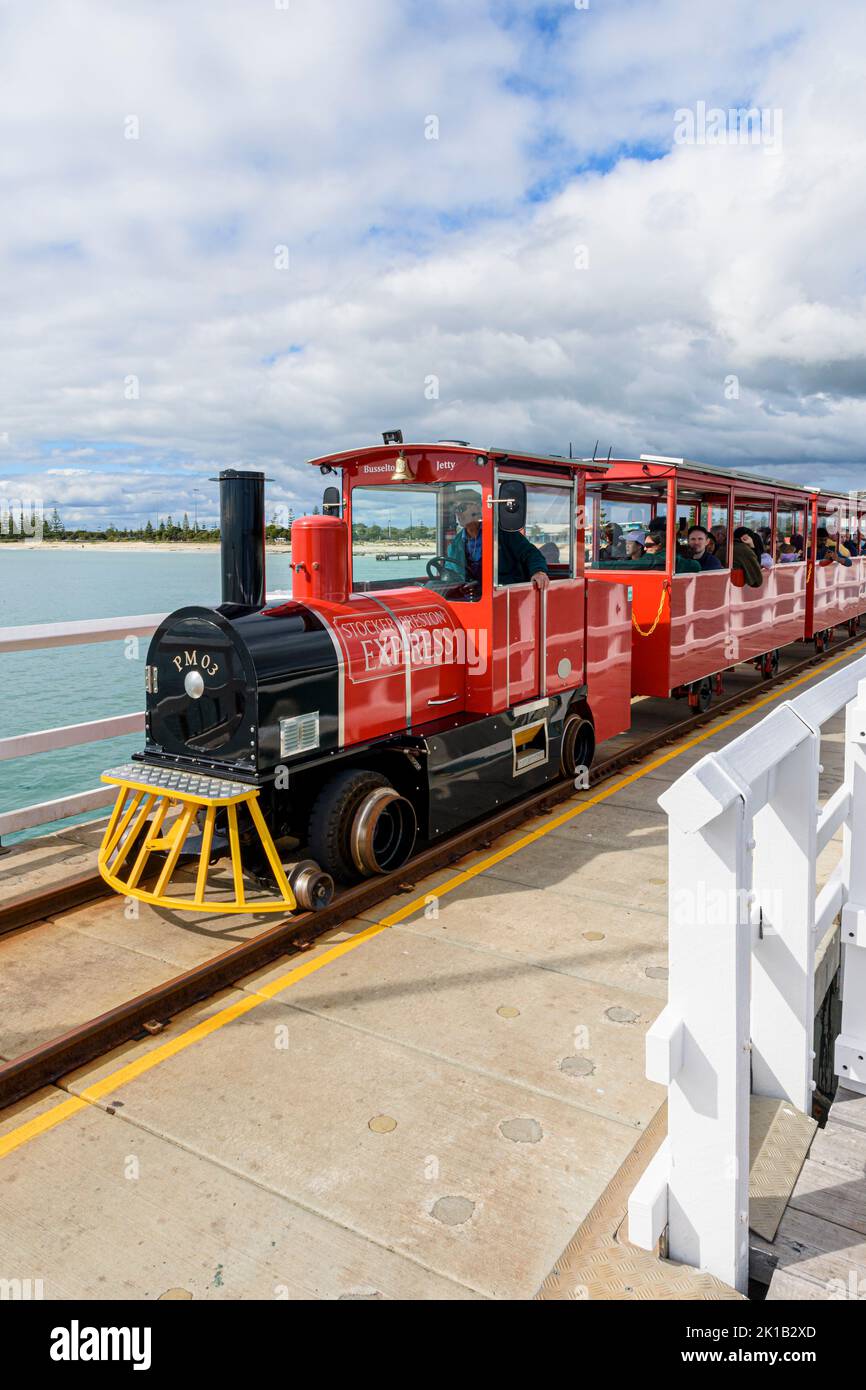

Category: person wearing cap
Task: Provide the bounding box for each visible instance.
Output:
[444,490,550,590]
[687,525,723,571]
[625,529,646,561]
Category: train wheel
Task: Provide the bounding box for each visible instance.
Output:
[560,711,595,779]
[688,678,713,713]
[284,859,334,911]
[760,649,780,679]
[309,769,417,882]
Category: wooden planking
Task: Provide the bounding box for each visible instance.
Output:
[765,1087,866,1299]
[831,1085,866,1133]
[762,1205,866,1299]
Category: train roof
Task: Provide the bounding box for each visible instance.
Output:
[307,443,610,473]
[307,443,854,501]
[600,455,826,496]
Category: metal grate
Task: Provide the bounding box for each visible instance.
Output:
[103,762,251,800]
[280,711,320,759]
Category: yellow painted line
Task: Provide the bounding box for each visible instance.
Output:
[0,922,386,1160]
[2,638,864,1162]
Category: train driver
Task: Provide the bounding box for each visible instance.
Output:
[445,490,550,590]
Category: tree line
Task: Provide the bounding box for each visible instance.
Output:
[0,508,315,543]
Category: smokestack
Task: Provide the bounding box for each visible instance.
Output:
[218,469,266,609]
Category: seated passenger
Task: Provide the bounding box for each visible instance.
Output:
[445,491,550,590]
[687,525,723,570]
[633,524,700,572]
[816,527,853,567]
[732,527,764,587]
[790,532,805,558]
[600,522,626,561]
[710,525,728,558]
[778,542,800,563]
[625,529,646,561]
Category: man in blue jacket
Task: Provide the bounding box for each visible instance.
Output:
[445,491,550,590]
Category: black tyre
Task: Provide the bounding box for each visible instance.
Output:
[560,711,595,780]
[308,768,417,882]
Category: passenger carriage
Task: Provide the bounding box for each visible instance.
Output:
[588,457,866,708]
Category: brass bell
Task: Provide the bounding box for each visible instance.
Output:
[390,451,415,483]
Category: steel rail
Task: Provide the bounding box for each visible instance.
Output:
[1,629,863,1111]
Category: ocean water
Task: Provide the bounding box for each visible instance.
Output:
[0,545,435,844]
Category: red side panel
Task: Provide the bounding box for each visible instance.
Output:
[304,592,464,746]
[545,578,585,694]
[585,578,632,745]
[669,572,730,687]
[669,567,807,685]
[812,558,866,633]
[506,584,539,704]
[727,567,807,664]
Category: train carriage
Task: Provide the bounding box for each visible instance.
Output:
[588,457,866,708]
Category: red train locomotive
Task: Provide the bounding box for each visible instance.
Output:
[97,443,865,915]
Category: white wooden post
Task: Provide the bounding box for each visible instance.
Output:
[749,722,819,1110]
[837,679,866,1094]
[649,760,752,1293]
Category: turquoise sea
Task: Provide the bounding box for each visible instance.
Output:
[0,547,296,844]
[0,545,435,843]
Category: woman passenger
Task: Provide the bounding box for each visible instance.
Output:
[732,527,764,587]
[600,522,626,561]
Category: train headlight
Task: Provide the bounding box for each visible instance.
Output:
[184,670,205,699]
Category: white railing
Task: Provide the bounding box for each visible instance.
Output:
[0,614,167,838]
[0,596,294,840]
[628,655,866,1294]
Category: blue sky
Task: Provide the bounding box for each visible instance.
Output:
[1,0,865,526]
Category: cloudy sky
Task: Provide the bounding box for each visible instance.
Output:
[1,0,865,526]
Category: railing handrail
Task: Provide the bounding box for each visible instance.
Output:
[628,653,866,1293]
[0,613,169,654]
[0,612,167,837]
[0,599,291,837]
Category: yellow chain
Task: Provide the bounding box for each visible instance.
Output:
[632,584,669,638]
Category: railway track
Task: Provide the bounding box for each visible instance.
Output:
[1,629,864,1113]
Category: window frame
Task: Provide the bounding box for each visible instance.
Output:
[493,471,578,587]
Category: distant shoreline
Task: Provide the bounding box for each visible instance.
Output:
[0,539,433,555]
[0,541,290,554]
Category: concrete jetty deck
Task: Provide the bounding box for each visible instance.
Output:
[1,643,863,1300]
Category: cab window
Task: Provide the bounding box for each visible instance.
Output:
[523,482,573,577]
[350,482,484,602]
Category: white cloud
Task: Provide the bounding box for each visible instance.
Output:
[1,0,865,526]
